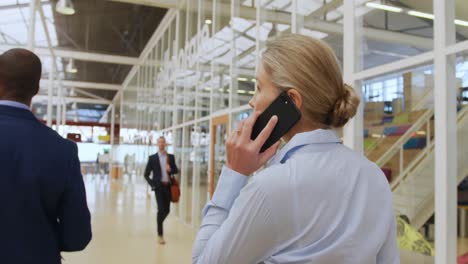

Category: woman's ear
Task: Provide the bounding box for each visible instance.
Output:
[287,89,302,110]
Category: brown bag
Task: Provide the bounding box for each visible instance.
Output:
[167,156,180,203]
[170,177,180,203]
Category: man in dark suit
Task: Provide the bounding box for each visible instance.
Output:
[0,49,92,264]
[144,136,178,245]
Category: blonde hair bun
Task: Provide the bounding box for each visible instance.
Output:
[329,84,360,127]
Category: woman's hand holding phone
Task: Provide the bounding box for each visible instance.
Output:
[225,112,281,176]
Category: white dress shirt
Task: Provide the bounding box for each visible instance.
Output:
[193,129,399,264]
[158,152,169,183]
[0,100,30,111]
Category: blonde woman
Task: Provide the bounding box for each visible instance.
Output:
[193,34,398,264]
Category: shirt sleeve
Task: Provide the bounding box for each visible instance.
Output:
[192,166,279,264]
[377,215,400,264]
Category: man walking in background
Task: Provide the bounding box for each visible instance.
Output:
[0,49,92,263]
[144,136,179,245]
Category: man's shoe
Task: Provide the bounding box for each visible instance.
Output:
[158,236,166,245]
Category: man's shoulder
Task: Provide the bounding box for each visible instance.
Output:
[31,123,78,156]
[41,124,76,148]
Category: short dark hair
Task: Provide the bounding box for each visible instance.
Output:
[0,48,42,101]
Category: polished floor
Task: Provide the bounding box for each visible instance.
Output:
[62,174,196,264]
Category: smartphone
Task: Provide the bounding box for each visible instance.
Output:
[251,91,302,153]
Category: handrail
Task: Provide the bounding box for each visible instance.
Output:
[390,142,434,191]
[391,105,468,191]
[365,134,385,156]
[459,104,468,122]
[366,86,433,156]
[411,87,433,111]
[376,108,434,167]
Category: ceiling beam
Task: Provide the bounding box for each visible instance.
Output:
[74,89,110,101]
[0,1,51,11]
[40,80,122,91]
[307,0,344,19]
[0,44,139,65]
[108,0,179,8]
[33,95,111,105]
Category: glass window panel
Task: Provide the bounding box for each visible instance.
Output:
[192,120,210,227]
[360,65,435,227]
[182,125,194,224]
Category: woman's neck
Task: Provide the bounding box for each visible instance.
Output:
[282,118,326,142]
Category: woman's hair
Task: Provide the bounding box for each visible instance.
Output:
[261,34,360,128]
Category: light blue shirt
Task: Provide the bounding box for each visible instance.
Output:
[158,152,169,183]
[0,100,30,111]
[193,129,399,264]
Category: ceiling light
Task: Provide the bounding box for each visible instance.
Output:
[251,78,256,82]
[455,19,468,27]
[66,59,77,73]
[407,10,434,20]
[237,77,248,82]
[205,19,212,25]
[248,91,255,95]
[56,0,75,15]
[365,2,402,13]
[238,90,247,94]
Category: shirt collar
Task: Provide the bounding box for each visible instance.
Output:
[269,129,341,165]
[0,100,30,111]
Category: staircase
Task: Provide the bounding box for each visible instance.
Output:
[389,105,468,229]
[365,109,431,178]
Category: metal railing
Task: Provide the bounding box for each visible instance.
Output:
[376,108,434,168]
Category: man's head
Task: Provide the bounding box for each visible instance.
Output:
[0,49,42,105]
[157,136,167,152]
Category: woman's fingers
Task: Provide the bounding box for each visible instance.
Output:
[253,115,278,150]
[259,141,281,165]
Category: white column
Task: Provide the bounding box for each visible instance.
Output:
[180,0,191,223]
[62,96,66,130]
[342,0,363,152]
[192,0,203,228]
[47,61,54,127]
[120,89,124,126]
[291,0,297,34]
[229,0,235,110]
[172,14,180,219]
[38,1,56,128]
[56,83,62,134]
[28,0,37,51]
[110,104,116,174]
[434,0,457,263]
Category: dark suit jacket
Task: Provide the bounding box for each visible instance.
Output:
[0,105,92,264]
[144,153,179,189]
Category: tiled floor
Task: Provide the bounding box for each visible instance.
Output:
[62,174,196,264]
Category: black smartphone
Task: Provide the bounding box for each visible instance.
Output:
[251,91,302,153]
